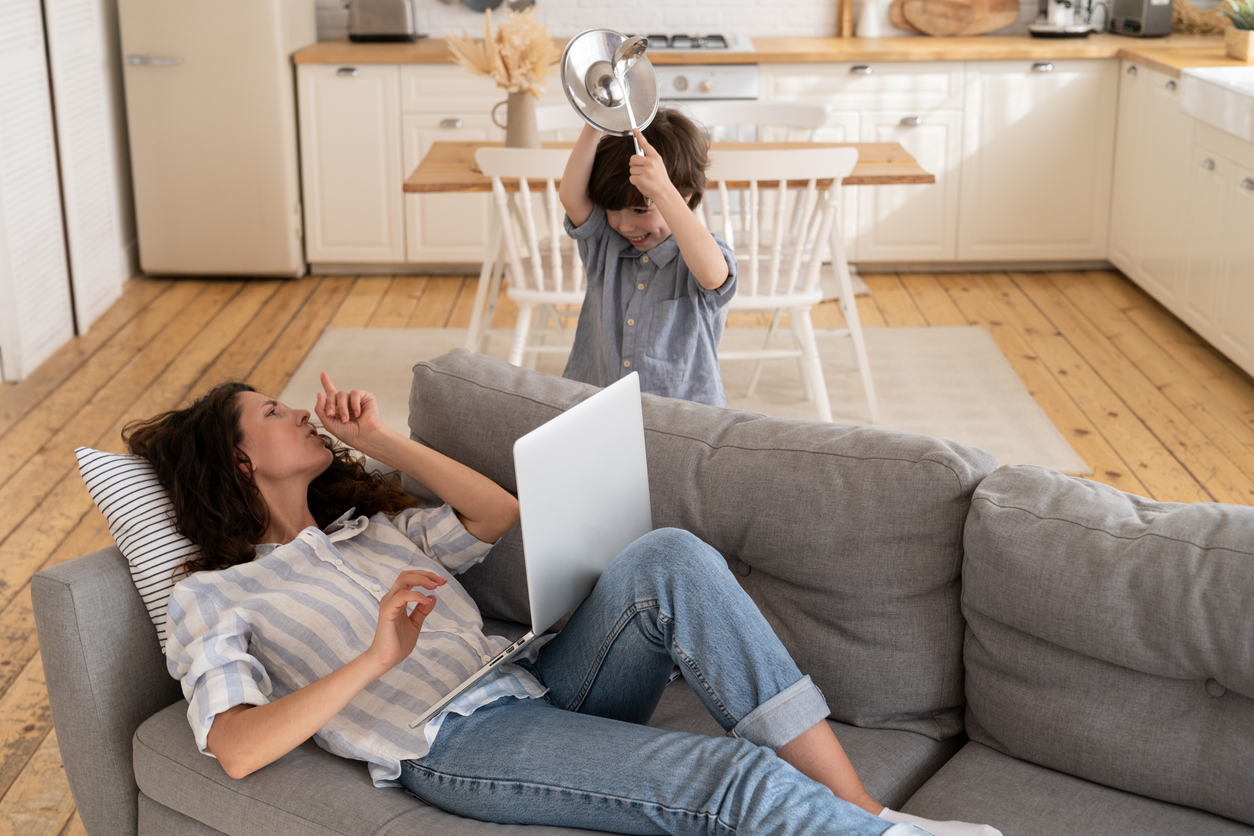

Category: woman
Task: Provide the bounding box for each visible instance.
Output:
[123,373,998,836]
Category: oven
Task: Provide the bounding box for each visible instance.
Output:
[631,33,760,103]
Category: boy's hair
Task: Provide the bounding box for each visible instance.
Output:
[587,108,708,211]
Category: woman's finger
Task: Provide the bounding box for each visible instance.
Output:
[320,371,339,398]
[349,390,363,419]
[335,391,351,421]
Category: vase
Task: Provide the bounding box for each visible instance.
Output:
[857,0,886,37]
[1226,27,1254,62]
[492,91,540,148]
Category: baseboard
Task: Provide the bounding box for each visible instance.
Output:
[851,260,1115,274]
[309,262,479,276]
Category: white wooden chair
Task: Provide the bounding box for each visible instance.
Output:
[474,146,583,368]
[707,147,879,424]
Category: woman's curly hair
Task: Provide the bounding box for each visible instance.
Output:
[122,381,418,574]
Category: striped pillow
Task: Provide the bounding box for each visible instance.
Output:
[75,447,198,651]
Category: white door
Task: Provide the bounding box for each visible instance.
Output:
[1181,147,1229,336]
[0,0,76,381]
[402,114,498,263]
[1134,70,1193,307]
[856,109,962,262]
[1217,165,1254,374]
[1107,61,1145,276]
[958,59,1117,261]
[299,64,405,263]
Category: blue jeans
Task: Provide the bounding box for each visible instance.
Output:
[399,528,920,836]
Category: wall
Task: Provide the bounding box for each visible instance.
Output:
[316,0,1051,41]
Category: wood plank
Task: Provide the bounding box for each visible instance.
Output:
[861,273,927,327]
[369,277,427,329]
[0,728,73,836]
[447,278,480,329]
[0,654,50,801]
[1048,271,1254,505]
[248,278,355,398]
[0,278,170,441]
[407,277,461,328]
[328,277,391,329]
[898,273,968,327]
[58,811,86,836]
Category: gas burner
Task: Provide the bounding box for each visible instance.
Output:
[626,33,754,52]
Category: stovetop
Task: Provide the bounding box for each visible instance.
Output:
[629,33,755,52]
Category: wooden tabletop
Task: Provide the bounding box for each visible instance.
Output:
[405,141,934,194]
[296,34,1241,77]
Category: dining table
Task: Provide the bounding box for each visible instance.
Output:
[403,140,935,352]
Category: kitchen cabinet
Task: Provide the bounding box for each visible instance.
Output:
[297,64,405,263]
[1108,62,1145,274]
[958,59,1117,261]
[1217,159,1254,372]
[1180,145,1228,336]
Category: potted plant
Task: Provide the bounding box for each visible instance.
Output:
[1221,0,1254,61]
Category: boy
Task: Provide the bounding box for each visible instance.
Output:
[558,109,737,407]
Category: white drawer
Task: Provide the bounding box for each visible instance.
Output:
[762,62,964,111]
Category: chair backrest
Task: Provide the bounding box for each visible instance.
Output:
[703,146,859,298]
[535,105,587,141]
[475,146,584,296]
[681,101,830,142]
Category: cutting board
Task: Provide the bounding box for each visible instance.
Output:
[903,0,1018,35]
[889,0,920,32]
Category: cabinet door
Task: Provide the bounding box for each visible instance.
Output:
[1217,166,1254,375]
[1181,147,1228,336]
[403,114,498,263]
[1135,69,1193,307]
[1108,61,1145,275]
[856,109,962,262]
[958,60,1117,261]
[298,64,404,263]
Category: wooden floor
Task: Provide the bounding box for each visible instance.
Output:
[3,268,1254,832]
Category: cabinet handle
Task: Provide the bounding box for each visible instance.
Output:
[1126,65,1138,75]
[849,65,873,75]
[1032,62,1054,73]
[1166,79,1177,91]
[899,115,923,126]
[1203,158,1216,171]
[439,118,464,129]
[337,67,359,77]
[1242,178,1254,191]
[126,54,181,66]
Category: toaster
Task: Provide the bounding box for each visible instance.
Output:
[348,0,419,42]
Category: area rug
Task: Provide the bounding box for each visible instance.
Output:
[280,326,1091,475]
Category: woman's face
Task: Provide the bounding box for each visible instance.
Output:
[234,391,333,485]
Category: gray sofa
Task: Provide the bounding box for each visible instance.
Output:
[32,350,1253,836]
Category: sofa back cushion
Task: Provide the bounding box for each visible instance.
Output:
[962,464,1254,826]
[410,351,996,739]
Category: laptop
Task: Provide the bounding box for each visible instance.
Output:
[408,372,652,729]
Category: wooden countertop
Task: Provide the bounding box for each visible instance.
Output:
[405,141,933,193]
[294,33,1245,77]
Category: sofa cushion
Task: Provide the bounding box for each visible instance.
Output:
[904,742,1254,836]
[961,465,1254,826]
[409,350,997,739]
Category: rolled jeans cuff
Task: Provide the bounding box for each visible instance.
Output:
[731,675,829,749]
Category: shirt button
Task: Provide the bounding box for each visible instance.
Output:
[642,255,650,263]
[627,319,635,326]
[637,283,645,291]
[333,558,343,567]
[624,360,631,368]
[372,583,382,593]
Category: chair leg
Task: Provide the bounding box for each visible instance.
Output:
[794,307,832,423]
[746,309,784,398]
[787,312,814,402]
[829,221,879,424]
[508,303,535,367]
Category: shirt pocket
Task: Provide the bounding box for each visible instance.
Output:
[645,297,699,365]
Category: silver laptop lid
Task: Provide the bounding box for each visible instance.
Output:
[512,373,652,636]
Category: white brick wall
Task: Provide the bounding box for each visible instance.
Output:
[316,0,1053,43]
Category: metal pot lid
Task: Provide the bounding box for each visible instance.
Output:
[560,29,658,136]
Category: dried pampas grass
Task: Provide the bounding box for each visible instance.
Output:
[1173,0,1231,34]
[445,8,560,99]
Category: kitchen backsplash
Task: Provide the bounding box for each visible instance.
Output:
[315,0,1051,41]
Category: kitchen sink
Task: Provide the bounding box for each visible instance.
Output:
[1180,66,1254,144]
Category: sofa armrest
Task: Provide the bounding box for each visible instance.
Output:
[32,547,183,836]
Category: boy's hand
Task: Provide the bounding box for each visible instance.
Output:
[628,130,681,205]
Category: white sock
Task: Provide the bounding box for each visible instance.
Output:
[878,807,1003,836]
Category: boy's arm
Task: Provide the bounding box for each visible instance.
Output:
[629,130,729,291]
[559,123,601,228]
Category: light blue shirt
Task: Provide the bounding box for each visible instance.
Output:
[563,205,738,406]
[165,504,547,786]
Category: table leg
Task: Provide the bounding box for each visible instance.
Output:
[465,212,503,352]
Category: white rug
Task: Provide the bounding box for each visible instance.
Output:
[280,326,1090,475]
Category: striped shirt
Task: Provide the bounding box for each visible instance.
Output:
[165,505,548,786]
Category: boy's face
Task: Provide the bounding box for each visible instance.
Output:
[607,195,689,252]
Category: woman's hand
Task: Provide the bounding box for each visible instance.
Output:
[365,569,447,671]
[314,371,385,451]
[628,130,682,205]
